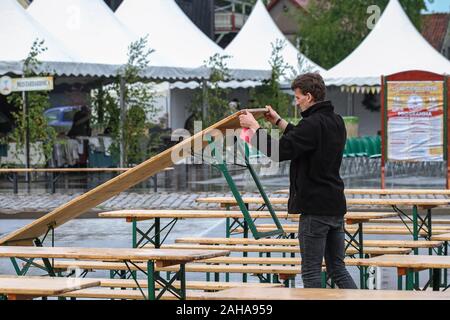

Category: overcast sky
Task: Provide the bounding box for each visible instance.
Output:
[424,0,450,13]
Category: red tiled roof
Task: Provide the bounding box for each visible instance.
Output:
[267,0,309,11]
[421,13,450,51]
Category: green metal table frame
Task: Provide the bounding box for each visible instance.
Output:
[392,204,447,289]
[8,224,188,300]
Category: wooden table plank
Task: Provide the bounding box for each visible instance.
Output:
[98,210,398,222]
[0,277,100,297]
[196,197,450,207]
[275,188,450,196]
[351,254,450,269]
[0,246,230,263]
[98,210,296,219]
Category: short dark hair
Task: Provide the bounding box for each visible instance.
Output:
[291,73,326,102]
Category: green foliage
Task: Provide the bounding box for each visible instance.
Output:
[90,36,159,166]
[249,39,294,122]
[189,53,235,128]
[2,39,56,165]
[296,0,430,69]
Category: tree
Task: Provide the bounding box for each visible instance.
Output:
[2,39,56,165]
[188,53,235,129]
[249,39,294,121]
[296,0,431,69]
[90,36,159,166]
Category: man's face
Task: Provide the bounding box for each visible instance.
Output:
[294,88,314,112]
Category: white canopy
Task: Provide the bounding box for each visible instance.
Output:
[115,0,224,69]
[323,0,450,87]
[225,0,324,78]
[27,0,153,65]
[0,0,76,62]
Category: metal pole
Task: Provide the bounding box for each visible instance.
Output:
[23,91,30,192]
[202,79,208,123]
[119,76,126,168]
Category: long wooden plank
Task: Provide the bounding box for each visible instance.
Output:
[199,288,450,300]
[98,210,296,220]
[0,277,100,297]
[432,233,450,241]
[196,197,450,206]
[351,254,450,269]
[0,246,229,262]
[275,188,450,196]
[98,210,397,222]
[174,237,443,248]
[0,109,268,246]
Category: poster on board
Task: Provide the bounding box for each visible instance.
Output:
[387,81,444,162]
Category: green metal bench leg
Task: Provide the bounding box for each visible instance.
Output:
[397,275,403,290]
[147,261,156,300]
[321,271,327,288]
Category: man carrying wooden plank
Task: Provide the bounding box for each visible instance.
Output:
[238,73,357,289]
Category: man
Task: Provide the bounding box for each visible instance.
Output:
[239,73,357,289]
[68,105,91,138]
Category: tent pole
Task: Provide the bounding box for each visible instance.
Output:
[119,76,126,168]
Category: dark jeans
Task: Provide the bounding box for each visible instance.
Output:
[298,214,358,289]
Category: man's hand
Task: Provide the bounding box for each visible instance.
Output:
[264,105,281,126]
[239,110,261,131]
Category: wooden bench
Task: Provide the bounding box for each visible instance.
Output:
[196,197,450,208]
[148,243,412,256]
[197,287,450,300]
[351,254,450,291]
[275,188,450,196]
[237,224,450,236]
[0,275,282,293]
[432,233,450,241]
[34,259,302,278]
[0,276,100,300]
[174,237,444,249]
[56,288,208,300]
[363,218,450,225]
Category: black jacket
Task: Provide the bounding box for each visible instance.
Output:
[253,101,347,216]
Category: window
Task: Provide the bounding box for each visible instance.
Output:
[45,111,59,122]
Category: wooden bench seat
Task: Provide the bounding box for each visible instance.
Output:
[432,233,450,241]
[0,275,282,292]
[364,218,450,225]
[98,278,283,290]
[236,225,450,236]
[174,237,443,249]
[251,223,450,231]
[197,287,450,300]
[57,288,210,300]
[0,276,100,300]
[41,260,302,276]
[149,244,412,256]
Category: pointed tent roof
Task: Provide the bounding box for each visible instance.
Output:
[115,0,225,68]
[0,0,76,62]
[27,0,156,65]
[225,0,324,76]
[324,0,450,87]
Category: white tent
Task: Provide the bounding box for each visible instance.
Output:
[323,0,450,87]
[115,0,224,69]
[0,0,76,62]
[27,0,160,65]
[225,0,324,78]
